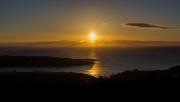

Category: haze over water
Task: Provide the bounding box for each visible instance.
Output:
[1,42,180,77]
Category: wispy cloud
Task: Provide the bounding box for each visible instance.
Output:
[102,23,108,27]
[122,23,180,30]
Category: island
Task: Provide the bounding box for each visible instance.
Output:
[0,55,96,67]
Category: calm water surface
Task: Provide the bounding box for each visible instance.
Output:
[1,46,180,77]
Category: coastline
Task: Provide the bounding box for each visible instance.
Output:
[0,55,179,94]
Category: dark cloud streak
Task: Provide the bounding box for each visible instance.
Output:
[122,23,179,30]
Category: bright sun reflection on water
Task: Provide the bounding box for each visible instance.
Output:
[85,64,100,78]
[84,48,100,78]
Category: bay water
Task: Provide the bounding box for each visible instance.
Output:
[0,46,180,77]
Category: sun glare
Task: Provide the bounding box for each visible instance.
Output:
[89,33,96,41]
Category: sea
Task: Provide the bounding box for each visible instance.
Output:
[0,46,180,77]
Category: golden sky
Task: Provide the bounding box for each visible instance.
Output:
[1,0,180,42]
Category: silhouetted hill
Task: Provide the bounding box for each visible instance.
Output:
[0,65,179,93]
[0,55,179,96]
[169,65,180,71]
[0,55,95,67]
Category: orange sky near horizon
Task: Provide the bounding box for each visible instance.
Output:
[1,0,180,42]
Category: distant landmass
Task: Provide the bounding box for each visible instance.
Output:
[1,40,180,47]
[0,55,96,67]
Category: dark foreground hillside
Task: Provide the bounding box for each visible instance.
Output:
[0,65,180,96]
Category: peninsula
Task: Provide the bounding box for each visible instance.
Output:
[0,55,95,67]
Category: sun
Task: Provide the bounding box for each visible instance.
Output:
[89,33,96,41]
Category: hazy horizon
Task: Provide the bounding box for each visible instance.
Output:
[1,40,180,48]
